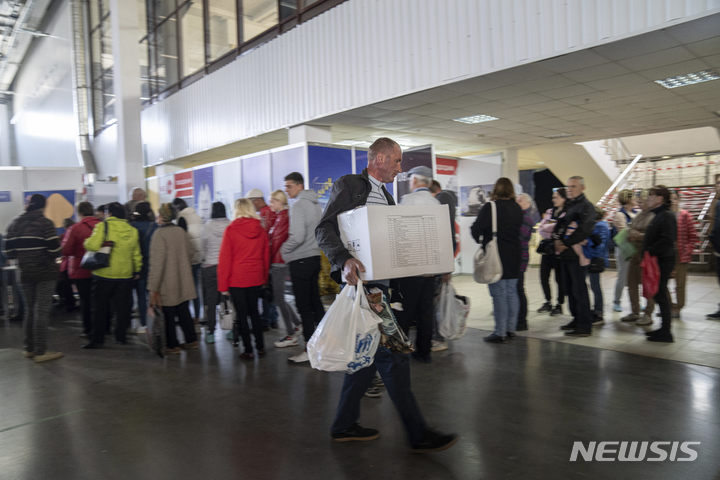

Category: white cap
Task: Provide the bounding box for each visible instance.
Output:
[245,189,264,199]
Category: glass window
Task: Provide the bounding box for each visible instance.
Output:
[90,28,102,82]
[301,0,321,6]
[153,0,177,25]
[139,39,150,101]
[89,0,101,28]
[179,1,205,76]
[100,0,110,18]
[279,0,297,21]
[102,71,116,125]
[101,16,114,73]
[242,0,278,41]
[88,0,115,132]
[156,18,179,90]
[137,0,148,39]
[208,0,237,61]
[92,80,104,127]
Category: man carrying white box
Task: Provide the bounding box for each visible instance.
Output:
[315,137,457,453]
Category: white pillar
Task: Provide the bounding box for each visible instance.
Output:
[502,148,519,184]
[109,0,144,202]
[0,103,11,166]
[288,124,332,144]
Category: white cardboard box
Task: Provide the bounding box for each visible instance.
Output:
[338,205,454,281]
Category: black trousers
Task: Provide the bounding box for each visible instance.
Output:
[229,286,264,353]
[540,254,565,304]
[517,271,527,329]
[55,271,75,309]
[288,256,325,343]
[91,277,133,343]
[561,260,592,333]
[162,301,197,348]
[398,276,436,359]
[655,257,675,334]
[74,278,93,335]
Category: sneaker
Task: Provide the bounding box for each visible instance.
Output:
[560,321,577,331]
[23,350,34,358]
[564,330,591,337]
[550,305,563,316]
[706,310,720,319]
[205,333,215,344]
[620,313,639,323]
[647,333,674,343]
[483,333,506,343]
[331,423,380,442]
[274,335,299,348]
[612,303,622,312]
[288,351,309,363]
[364,385,384,398]
[411,430,458,453]
[431,340,448,352]
[33,351,64,363]
[537,302,552,313]
[165,347,182,355]
[635,315,653,326]
[182,341,199,350]
[135,326,147,335]
[592,315,604,326]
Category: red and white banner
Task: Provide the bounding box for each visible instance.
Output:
[436,157,458,176]
[174,171,193,198]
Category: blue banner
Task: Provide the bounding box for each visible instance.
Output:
[193,166,214,221]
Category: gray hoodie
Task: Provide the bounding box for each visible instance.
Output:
[201,218,230,266]
[281,190,322,263]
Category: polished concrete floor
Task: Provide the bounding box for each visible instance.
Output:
[1,299,719,480]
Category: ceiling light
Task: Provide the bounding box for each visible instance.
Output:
[694,152,706,155]
[452,114,498,124]
[542,133,573,139]
[654,70,719,89]
[662,156,671,159]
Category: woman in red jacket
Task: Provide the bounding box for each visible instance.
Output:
[268,190,302,348]
[670,190,698,318]
[218,198,269,359]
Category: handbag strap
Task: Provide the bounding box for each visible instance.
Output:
[102,220,108,242]
[490,201,497,237]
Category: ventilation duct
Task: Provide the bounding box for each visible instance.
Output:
[69,0,96,174]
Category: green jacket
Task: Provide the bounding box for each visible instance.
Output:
[84,217,142,279]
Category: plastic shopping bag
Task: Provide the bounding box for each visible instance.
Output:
[436,282,470,340]
[641,251,660,299]
[146,306,166,358]
[307,281,382,373]
[219,296,234,330]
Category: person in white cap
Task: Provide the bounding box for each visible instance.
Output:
[246,189,277,233]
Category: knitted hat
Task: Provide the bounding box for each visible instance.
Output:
[26,194,47,212]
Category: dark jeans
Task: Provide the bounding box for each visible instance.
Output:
[655,257,675,334]
[1,267,25,319]
[91,277,133,344]
[540,254,565,304]
[288,256,325,343]
[229,286,264,353]
[55,271,75,309]
[21,279,54,355]
[517,271,527,328]
[191,264,202,319]
[201,265,220,332]
[587,271,603,315]
[133,277,148,327]
[398,276,435,359]
[561,260,592,333]
[261,297,278,328]
[74,278,93,335]
[331,346,428,446]
[162,301,197,348]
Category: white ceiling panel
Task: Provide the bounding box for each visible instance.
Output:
[562,62,632,82]
[592,30,680,60]
[617,46,696,71]
[637,59,713,80]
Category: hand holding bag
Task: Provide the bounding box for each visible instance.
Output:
[613,228,637,261]
[640,251,660,299]
[473,201,503,284]
[80,221,114,270]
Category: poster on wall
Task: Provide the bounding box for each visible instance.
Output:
[459,184,493,217]
[193,166,214,221]
[24,190,76,230]
[214,160,242,219]
[435,157,459,193]
[158,174,175,204]
[308,145,352,208]
[397,146,432,201]
[174,171,193,198]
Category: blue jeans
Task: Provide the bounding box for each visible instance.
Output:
[133,277,148,327]
[331,346,427,446]
[587,271,603,315]
[488,278,519,336]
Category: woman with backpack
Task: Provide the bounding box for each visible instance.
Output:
[611,190,637,313]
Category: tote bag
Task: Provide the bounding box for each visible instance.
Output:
[641,251,660,299]
[473,201,503,284]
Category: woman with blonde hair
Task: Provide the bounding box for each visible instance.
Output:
[268,190,302,348]
[218,198,269,359]
[611,189,637,312]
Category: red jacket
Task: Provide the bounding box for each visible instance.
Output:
[218,217,269,291]
[61,216,101,279]
[675,209,698,263]
[259,205,277,232]
[269,209,289,264]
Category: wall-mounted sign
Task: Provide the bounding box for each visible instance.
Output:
[0,191,10,202]
[174,171,193,198]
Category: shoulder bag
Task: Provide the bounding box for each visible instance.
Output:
[80,221,114,270]
[473,201,503,284]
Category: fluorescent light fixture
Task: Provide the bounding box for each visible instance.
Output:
[694,152,706,155]
[542,133,573,139]
[654,70,719,89]
[452,114,498,124]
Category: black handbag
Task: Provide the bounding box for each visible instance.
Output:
[80,221,114,270]
[536,239,553,255]
[588,257,605,273]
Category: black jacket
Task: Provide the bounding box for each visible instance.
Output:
[435,190,458,253]
[470,199,522,279]
[643,205,677,260]
[552,193,595,261]
[4,209,61,282]
[315,170,394,283]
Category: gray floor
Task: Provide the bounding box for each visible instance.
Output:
[1,308,719,480]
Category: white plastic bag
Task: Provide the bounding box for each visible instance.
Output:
[436,282,470,340]
[219,296,234,330]
[307,281,381,373]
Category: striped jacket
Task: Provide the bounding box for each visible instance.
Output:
[3,209,61,282]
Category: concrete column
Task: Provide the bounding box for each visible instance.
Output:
[0,103,11,166]
[288,124,332,144]
[502,148,519,184]
[109,0,144,202]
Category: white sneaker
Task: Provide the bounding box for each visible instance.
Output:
[288,351,309,363]
[431,340,448,352]
[635,314,653,326]
[135,326,147,335]
[274,336,299,348]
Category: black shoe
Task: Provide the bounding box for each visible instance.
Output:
[115,339,128,345]
[506,332,516,339]
[647,333,674,343]
[560,321,577,331]
[592,315,604,326]
[82,342,103,349]
[411,430,458,453]
[706,310,720,319]
[515,323,528,331]
[9,315,22,322]
[332,423,380,442]
[411,352,432,363]
[550,305,562,316]
[537,302,552,313]
[256,349,266,357]
[564,330,591,337]
[484,333,506,343]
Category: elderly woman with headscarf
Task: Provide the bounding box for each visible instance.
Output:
[515,192,540,331]
[148,203,199,354]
